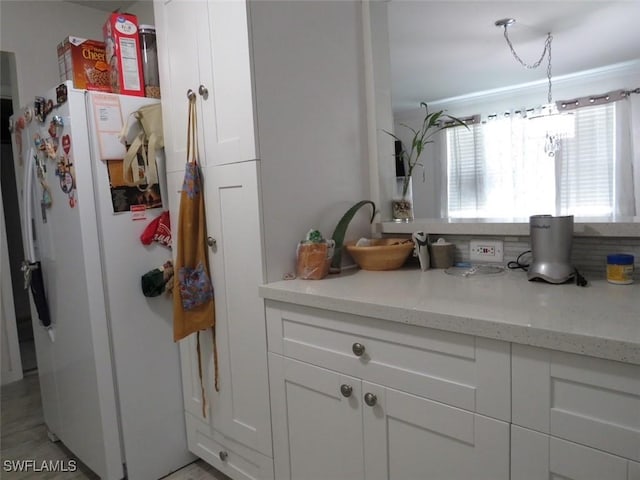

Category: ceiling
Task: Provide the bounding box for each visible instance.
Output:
[64,0,138,12]
[388,1,640,112]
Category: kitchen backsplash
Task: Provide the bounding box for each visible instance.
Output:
[433,234,640,282]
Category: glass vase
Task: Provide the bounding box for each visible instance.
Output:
[392,176,414,222]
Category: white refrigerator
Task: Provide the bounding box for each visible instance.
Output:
[10,81,193,479]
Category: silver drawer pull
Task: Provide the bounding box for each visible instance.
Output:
[340,384,353,398]
[207,236,217,247]
[187,89,196,100]
[352,342,365,357]
[364,392,377,407]
[198,84,209,97]
[219,451,228,461]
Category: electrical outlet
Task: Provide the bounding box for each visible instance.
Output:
[470,240,504,263]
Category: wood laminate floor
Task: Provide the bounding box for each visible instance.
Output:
[1,372,229,480]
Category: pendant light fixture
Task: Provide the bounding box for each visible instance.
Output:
[495,18,574,157]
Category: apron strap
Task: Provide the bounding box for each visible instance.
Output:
[212,326,219,392]
[196,326,220,418]
[196,330,207,418]
[186,97,198,165]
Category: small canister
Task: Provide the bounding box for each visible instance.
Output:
[606,253,634,285]
[139,25,160,98]
[431,237,455,269]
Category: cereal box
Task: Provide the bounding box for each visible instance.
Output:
[57,37,111,92]
[103,13,144,96]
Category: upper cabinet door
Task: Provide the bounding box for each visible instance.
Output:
[155,0,212,172]
[205,0,258,166]
[155,0,257,172]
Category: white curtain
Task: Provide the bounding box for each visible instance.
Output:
[614,96,636,216]
[627,94,640,216]
[556,104,614,217]
[445,98,637,219]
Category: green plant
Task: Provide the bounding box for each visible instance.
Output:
[384,102,468,197]
[330,200,377,273]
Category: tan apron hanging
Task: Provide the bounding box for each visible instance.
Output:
[173,96,218,416]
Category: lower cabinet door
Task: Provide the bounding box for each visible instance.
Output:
[269,354,365,480]
[204,161,272,457]
[178,161,272,458]
[363,382,510,480]
[269,353,509,480]
[511,425,637,480]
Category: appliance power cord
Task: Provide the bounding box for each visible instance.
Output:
[507,250,531,271]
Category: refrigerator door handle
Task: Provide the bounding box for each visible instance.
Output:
[22,148,36,262]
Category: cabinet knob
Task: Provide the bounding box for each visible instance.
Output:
[364,392,377,407]
[187,89,196,101]
[352,342,365,357]
[219,451,228,461]
[207,236,217,247]
[340,384,353,398]
[198,84,209,98]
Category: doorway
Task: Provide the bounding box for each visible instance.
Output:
[1,51,37,376]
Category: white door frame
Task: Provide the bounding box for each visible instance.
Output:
[1,180,24,385]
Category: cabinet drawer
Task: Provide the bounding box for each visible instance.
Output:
[512,425,640,480]
[185,413,274,480]
[266,301,510,421]
[512,344,640,462]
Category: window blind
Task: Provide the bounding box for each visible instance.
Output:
[446,103,616,218]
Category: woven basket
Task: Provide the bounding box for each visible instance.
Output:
[345,238,413,271]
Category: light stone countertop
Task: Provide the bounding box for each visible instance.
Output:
[259,268,640,365]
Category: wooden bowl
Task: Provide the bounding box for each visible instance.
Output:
[345,238,414,271]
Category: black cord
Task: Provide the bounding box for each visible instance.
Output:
[507,250,531,271]
[575,268,588,287]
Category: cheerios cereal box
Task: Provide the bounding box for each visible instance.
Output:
[57,36,111,92]
[103,13,144,96]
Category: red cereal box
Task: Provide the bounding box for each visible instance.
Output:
[103,13,144,96]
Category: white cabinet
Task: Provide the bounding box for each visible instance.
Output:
[156,0,272,476]
[155,0,257,173]
[269,356,365,480]
[266,302,511,421]
[176,162,272,478]
[203,161,271,456]
[512,344,640,463]
[362,384,509,480]
[267,302,511,480]
[156,1,376,478]
[512,425,640,480]
[184,414,274,480]
[269,357,510,480]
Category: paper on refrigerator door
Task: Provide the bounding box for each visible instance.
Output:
[90,93,127,160]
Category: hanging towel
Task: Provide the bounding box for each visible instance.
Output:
[172,96,218,416]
